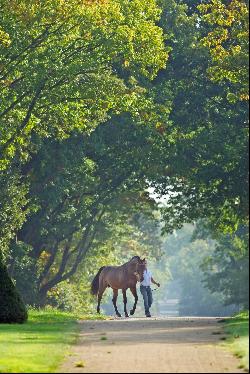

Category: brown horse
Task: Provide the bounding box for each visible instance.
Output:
[91,256,146,317]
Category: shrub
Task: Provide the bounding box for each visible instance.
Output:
[0,262,28,323]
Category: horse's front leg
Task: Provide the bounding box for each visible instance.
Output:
[112,289,121,317]
[122,289,129,318]
[129,287,138,316]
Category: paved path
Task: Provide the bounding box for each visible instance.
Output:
[61,317,244,373]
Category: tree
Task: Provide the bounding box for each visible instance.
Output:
[45,205,163,313]
[0,168,30,260]
[163,224,240,316]
[1,0,248,317]
[0,0,167,170]
[0,167,31,321]
[7,114,165,305]
[0,0,168,312]
[201,225,249,309]
[149,0,249,234]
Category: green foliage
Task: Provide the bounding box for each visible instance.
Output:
[0,0,167,169]
[164,224,239,316]
[233,310,249,319]
[201,226,249,309]
[45,208,163,313]
[0,0,248,317]
[7,116,164,305]
[7,241,38,305]
[152,0,249,235]
[223,311,249,370]
[0,261,27,323]
[0,169,30,259]
[199,0,249,102]
[0,26,10,47]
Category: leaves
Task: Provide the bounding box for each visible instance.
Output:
[151,0,249,235]
[0,0,168,169]
[198,0,249,101]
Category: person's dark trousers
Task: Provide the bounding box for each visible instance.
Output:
[140,285,153,316]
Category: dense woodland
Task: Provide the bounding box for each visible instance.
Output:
[0,0,248,322]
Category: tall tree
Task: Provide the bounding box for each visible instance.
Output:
[201,225,249,309]
[0,0,167,318]
[149,0,249,234]
[8,115,165,304]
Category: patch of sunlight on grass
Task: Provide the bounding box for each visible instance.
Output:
[0,309,80,373]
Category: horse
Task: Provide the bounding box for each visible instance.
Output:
[91,256,146,317]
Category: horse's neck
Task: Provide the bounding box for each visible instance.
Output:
[122,261,136,274]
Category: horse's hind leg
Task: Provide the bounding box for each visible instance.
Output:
[97,284,107,314]
[129,287,138,316]
[112,289,121,317]
[122,289,129,318]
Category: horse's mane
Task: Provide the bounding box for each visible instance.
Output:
[121,256,141,269]
[121,256,140,267]
[130,256,141,262]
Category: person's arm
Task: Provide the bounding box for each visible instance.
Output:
[151,277,160,288]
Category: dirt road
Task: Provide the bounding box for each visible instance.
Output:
[61,317,244,373]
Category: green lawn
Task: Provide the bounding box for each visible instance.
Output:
[0,309,104,373]
[223,311,249,372]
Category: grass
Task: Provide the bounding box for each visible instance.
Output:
[222,311,249,372]
[0,308,106,373]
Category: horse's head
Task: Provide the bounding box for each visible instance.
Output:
[133,257,146,282]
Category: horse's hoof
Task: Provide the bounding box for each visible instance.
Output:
[116,313,122,318]
[130,310,134,316]
[125,314,129,318]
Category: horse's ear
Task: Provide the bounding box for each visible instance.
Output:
[143,258,146,262]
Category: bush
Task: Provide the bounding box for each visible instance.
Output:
[8,241,38,305]
[0,263,28,323]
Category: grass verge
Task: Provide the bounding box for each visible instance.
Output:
[0,308,105,373]
[223,311,249,372]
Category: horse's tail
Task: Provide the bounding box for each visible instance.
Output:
[91,266,106,296]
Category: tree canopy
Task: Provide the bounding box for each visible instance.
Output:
[0,0,248,316]
[0,0,168,169]
[151,0,249,234]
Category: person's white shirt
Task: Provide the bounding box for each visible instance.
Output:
[141,269,152,287]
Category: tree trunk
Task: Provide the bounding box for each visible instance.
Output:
[36,287,48,308]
